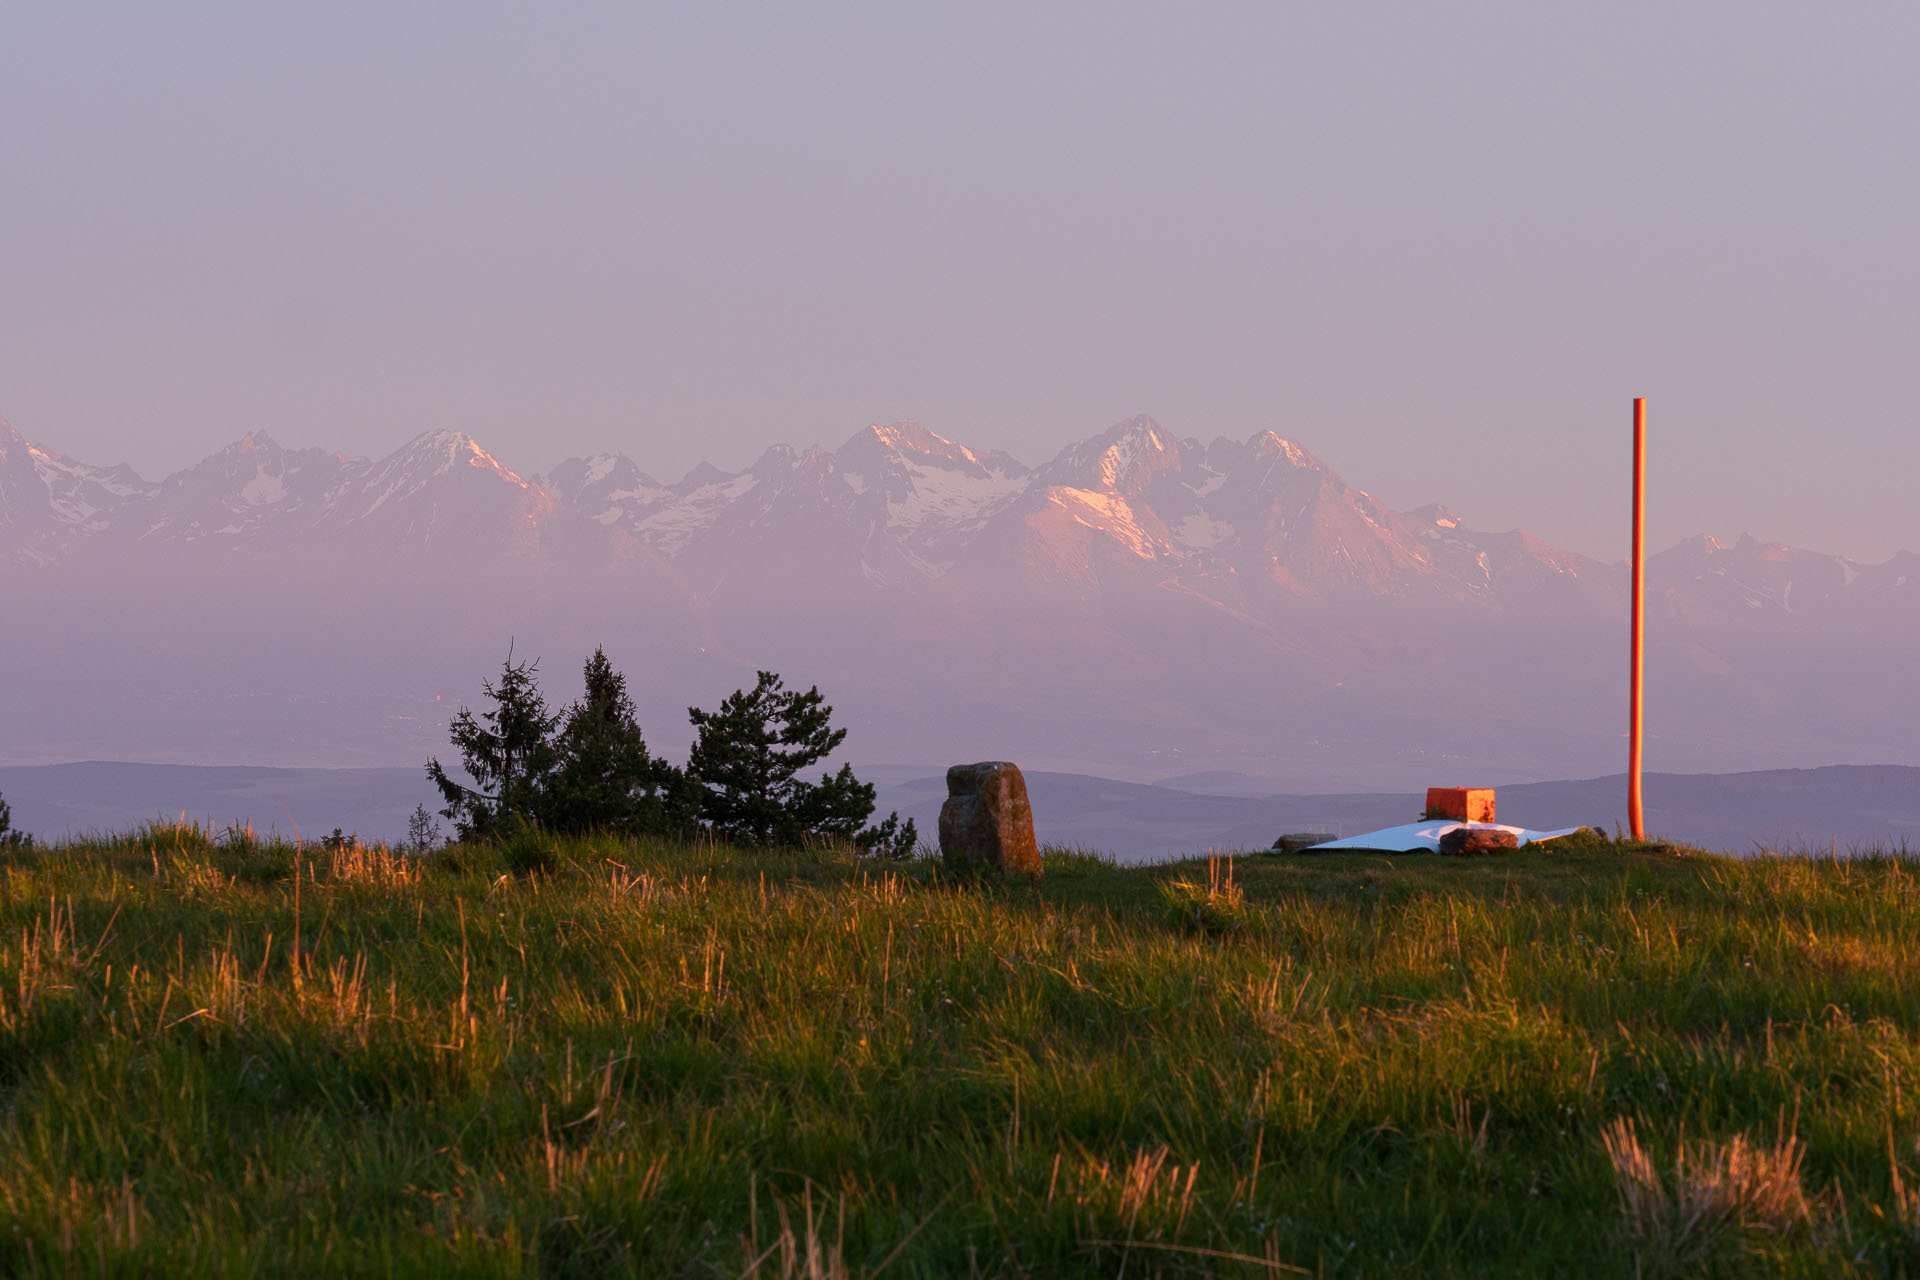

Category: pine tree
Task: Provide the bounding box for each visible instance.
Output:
[426,647,561,841]
[685,671,883,848]
[542,647,695,835]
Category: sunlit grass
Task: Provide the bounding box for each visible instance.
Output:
[2,826,1919,1274]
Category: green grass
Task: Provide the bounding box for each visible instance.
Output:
[3,822,1920,1276]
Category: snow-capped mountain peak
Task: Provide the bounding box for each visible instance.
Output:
[0,422,160,562]
[377,430,533,487]
[1,412,1908,624]
[536,453,672,527]
[1249,431,1320,470]
[1039,414,1183,498]
[822,422,1031,572]
[849,421,1025,477]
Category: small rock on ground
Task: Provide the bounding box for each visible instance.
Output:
[1438,827,1521,857]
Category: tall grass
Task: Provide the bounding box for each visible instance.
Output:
[1601,1113,1814,1266]
[2,825,1919,1274]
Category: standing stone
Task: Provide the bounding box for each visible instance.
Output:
[939,762,1042,876]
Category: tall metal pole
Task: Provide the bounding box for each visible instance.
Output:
[1628,397,1647,840]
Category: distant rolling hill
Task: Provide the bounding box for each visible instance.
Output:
[0,762,441,847]
[2,761,1914,861]
[867,764,1920,860]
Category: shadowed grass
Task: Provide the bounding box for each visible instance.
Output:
[1,825,1919,1274]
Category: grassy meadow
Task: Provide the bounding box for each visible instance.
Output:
[3,825,1920,1276]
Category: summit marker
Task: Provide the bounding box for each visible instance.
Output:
[1629,397,1647,841]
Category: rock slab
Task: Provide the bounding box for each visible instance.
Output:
[939,762,1042,875]
[1271,832,1339,853]
[1438,827,1521,857]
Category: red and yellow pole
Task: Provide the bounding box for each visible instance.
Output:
[1628,397,1647,840]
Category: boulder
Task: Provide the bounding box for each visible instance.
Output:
[1438,827,1520,857]
[938,762,1042,876]
[1271,832,1338,853]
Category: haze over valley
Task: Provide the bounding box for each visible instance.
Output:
[5,412,1913,814]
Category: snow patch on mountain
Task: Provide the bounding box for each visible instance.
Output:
[882,459,1027,569]
[241,468,287,507]
[634,472,762,555]
[30,453,112,526]
[1047,487,1164,560]
[582,454,619,487]
[1173,512,1233,552]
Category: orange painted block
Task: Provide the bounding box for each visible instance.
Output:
[1425,787,1496,824]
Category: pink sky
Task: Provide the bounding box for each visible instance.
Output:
[3,2,1915,562]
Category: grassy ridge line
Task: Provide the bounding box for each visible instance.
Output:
[2,826,1918,1276]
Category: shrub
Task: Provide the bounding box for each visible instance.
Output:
[497,821,560,876]
[855,810,919,861]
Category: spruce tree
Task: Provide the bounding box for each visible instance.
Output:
[406,804,440,851]
[542,647,695,835]
[685,671,882,848]
[426,647,561,841]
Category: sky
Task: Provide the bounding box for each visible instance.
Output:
[3,3,1916,562]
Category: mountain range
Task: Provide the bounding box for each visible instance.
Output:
[3,414,1914,794]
